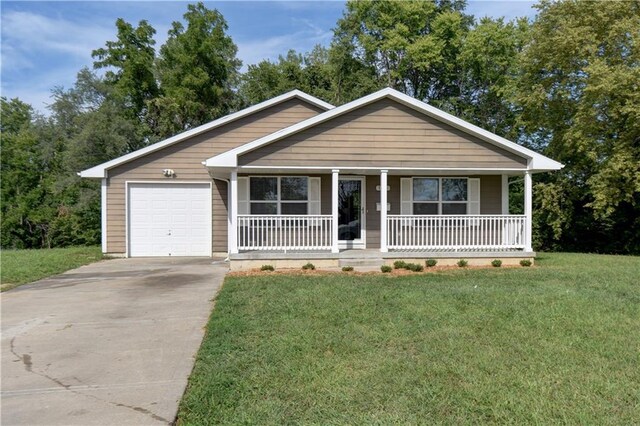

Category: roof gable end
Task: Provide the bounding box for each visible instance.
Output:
[79,90,334,178]
[206,88,563,172]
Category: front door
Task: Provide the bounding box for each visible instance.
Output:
[338,177,365,249]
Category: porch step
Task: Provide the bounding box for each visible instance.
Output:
[339,258,384,268]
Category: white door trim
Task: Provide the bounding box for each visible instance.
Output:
[125,180,212,257]
[338,175,366,249]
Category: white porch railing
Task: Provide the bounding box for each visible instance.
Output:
[387,215,526,251]
[237,215,333,251]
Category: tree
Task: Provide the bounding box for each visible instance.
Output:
[334,0,472,110]
[239,45,379,107]
[150,2,241,137]
[52,68,142,169]
[240,50,308,104]
[513,0,640,253]
[1,99,64,248]
[457,17,530,138]
[92,18,158,121]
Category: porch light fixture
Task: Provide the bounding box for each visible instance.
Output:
[162,169,175,177]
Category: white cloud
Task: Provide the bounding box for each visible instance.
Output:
[0,9,170,113]
[236,23,332,69]
[1,11,114,69]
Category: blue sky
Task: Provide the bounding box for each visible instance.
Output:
[1,1,536,114]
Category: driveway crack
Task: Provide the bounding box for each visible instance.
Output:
[9,336,171,424]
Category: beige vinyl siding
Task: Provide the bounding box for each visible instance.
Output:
[212,179,228,251]
[239,98,528,169]
[105,99,324,254]
[479,175,502,214]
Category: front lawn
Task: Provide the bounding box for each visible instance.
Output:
[179,253,640,424]
[1,246,106,291]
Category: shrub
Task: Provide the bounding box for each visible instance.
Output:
[491,259,502,268]
[406,263,424,272]
[342,266,354,272]
[457,259,468,268]
[520,259,532,267]
[302,262,315,271]
[393,260,407,269]
[260,265,274,272]
[425,259,437,268]
[381,265,392,273]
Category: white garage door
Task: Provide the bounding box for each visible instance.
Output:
[128,183,211,257]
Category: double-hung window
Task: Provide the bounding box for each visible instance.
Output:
[249,177,309,215]
[412,177,468,214]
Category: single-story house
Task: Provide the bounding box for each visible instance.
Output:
[80,88,563,269]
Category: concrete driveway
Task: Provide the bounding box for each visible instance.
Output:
[1,257,227,425]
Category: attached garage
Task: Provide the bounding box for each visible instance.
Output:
[127,183,212,257]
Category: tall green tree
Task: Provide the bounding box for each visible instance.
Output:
[92,18,158,121]
[240,50,308,104]
[1,99,68,248]
[458,17,530,138]
[334,0,472,110]
[150,2,241,137]
[52,68,141,169]
[514,0,640,253]
[239,44,379,107]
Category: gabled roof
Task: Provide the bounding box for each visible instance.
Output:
[79,90,335,178]
[205,87,564,172]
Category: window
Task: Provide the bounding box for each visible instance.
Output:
[250,177,309,215]
[412,177,468,214]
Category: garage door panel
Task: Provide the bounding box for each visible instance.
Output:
[128,183,211,257]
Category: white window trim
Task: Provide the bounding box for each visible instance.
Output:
[411,177,469,215]
[249,176,310,215]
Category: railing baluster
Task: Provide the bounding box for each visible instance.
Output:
[236,215,526,252]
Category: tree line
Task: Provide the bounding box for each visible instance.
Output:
[1,0,638,254]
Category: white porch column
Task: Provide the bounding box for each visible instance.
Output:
[101,178,107,253]
[331,169,339,253]
[380,170,388,253]
[501,175,509,215]
[229,170,239,254]
[524,170,533,252]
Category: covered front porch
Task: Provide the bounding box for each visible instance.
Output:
[223,168,534,264]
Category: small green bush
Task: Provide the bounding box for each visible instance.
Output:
[406,263,424,272]
[381,265,392,273]
[425,259,438,268]
[491,259,502,268]
[342,266,354,272]
[302,262,315,271]
[520,259,532,267]
[393,260,407,269]
[457,259,468,268]
[260,265,274,272]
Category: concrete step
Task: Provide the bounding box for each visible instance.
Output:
[339,258,384,267]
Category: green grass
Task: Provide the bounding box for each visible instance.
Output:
[1,246,106,291]
[179,253,640,424]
